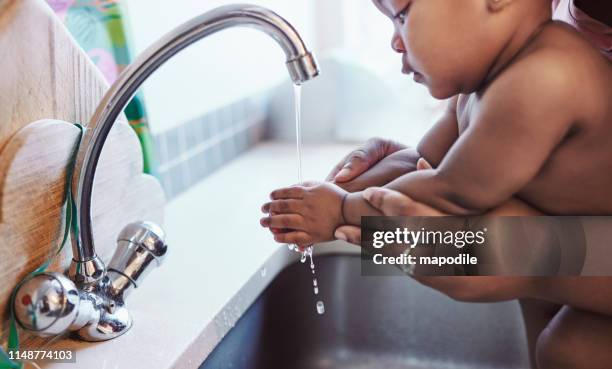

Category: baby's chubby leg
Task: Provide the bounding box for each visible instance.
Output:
[519,278,612,369]
[368,190,612,369]
[536,304,612,369]
[519,299,562,369]
[402,194,612,369]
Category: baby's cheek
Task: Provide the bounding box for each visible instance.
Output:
[427,81,459,100]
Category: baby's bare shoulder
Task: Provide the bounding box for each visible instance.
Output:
[484,22,611,125]
[532,22,611,88]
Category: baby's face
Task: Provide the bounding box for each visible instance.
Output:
[373,0,502,98]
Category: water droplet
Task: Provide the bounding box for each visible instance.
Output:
[312,270,315,274]
[316,301,325,315]
[314,287,319,295]
[313,278,317,287]
[287,244,295,251]
[300,251,307,263]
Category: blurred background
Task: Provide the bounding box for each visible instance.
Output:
[122,0,442,140]
[49,0,445,198]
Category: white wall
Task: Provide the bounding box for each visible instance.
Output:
[264,1,444,145]
[123,0,444,145]
[123,0,318,133]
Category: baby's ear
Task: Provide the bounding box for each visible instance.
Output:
[487,0,514,12]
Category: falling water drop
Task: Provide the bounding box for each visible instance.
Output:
[316,301,325,315]
[293,84,325,317]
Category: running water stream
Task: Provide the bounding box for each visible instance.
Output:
[291,84,325,315]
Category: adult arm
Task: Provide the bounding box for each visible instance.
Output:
[327,96,460,192]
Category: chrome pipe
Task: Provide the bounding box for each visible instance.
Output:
[70,4,319,285]
[13,4,318,342]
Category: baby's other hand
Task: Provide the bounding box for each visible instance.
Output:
[260,182,348,247]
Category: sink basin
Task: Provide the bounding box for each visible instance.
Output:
[200,254,529,369]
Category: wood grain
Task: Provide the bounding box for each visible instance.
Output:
[0,0,166,347]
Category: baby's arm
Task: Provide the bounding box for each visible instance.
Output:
[343,52,579,223]
[331,96,460,192]
[262,51,580,245]
[261,98,461,244]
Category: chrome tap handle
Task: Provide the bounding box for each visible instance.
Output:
[13,3,317,343]
[107,221,168,299]
[13,273,94,336]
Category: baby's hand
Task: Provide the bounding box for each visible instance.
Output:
[260,182,348,247]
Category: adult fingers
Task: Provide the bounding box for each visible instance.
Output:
[332,149,372,183]
[363,187,418,216]
[334,225,362,245]
[325,151,352,182]
[327,138,393,183]
[417,157,433,170]
[363,187,445,216]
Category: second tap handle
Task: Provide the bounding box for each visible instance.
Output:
[107,221,167,298]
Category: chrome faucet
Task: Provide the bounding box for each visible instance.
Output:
[13,4,319,341]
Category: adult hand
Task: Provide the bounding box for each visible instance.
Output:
[333,158,540,302]
[333,158,438,244]
[326,138,414,192]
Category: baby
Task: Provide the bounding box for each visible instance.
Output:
[260,0,612,248]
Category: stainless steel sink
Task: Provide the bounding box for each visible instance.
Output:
[200,254,529,369]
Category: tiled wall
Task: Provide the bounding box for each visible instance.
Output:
[153,96,268,199]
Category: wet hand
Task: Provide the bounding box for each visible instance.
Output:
[260,182,348,247]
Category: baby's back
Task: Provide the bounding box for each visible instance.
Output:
[468,23,612,215]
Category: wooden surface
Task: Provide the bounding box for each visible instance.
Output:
[0,0,165,347]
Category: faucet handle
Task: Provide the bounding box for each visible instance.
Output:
[13,273,81,335]
[107,221,167,298]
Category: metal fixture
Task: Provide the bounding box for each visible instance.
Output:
[13,4,319,341]
[14,222,166,340]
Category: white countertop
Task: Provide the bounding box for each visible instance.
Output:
[45,142,356,369]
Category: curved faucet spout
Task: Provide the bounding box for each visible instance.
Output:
[70,4,319,284]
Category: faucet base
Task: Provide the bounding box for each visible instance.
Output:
[76,299,132,341]
[68,255,106,286]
